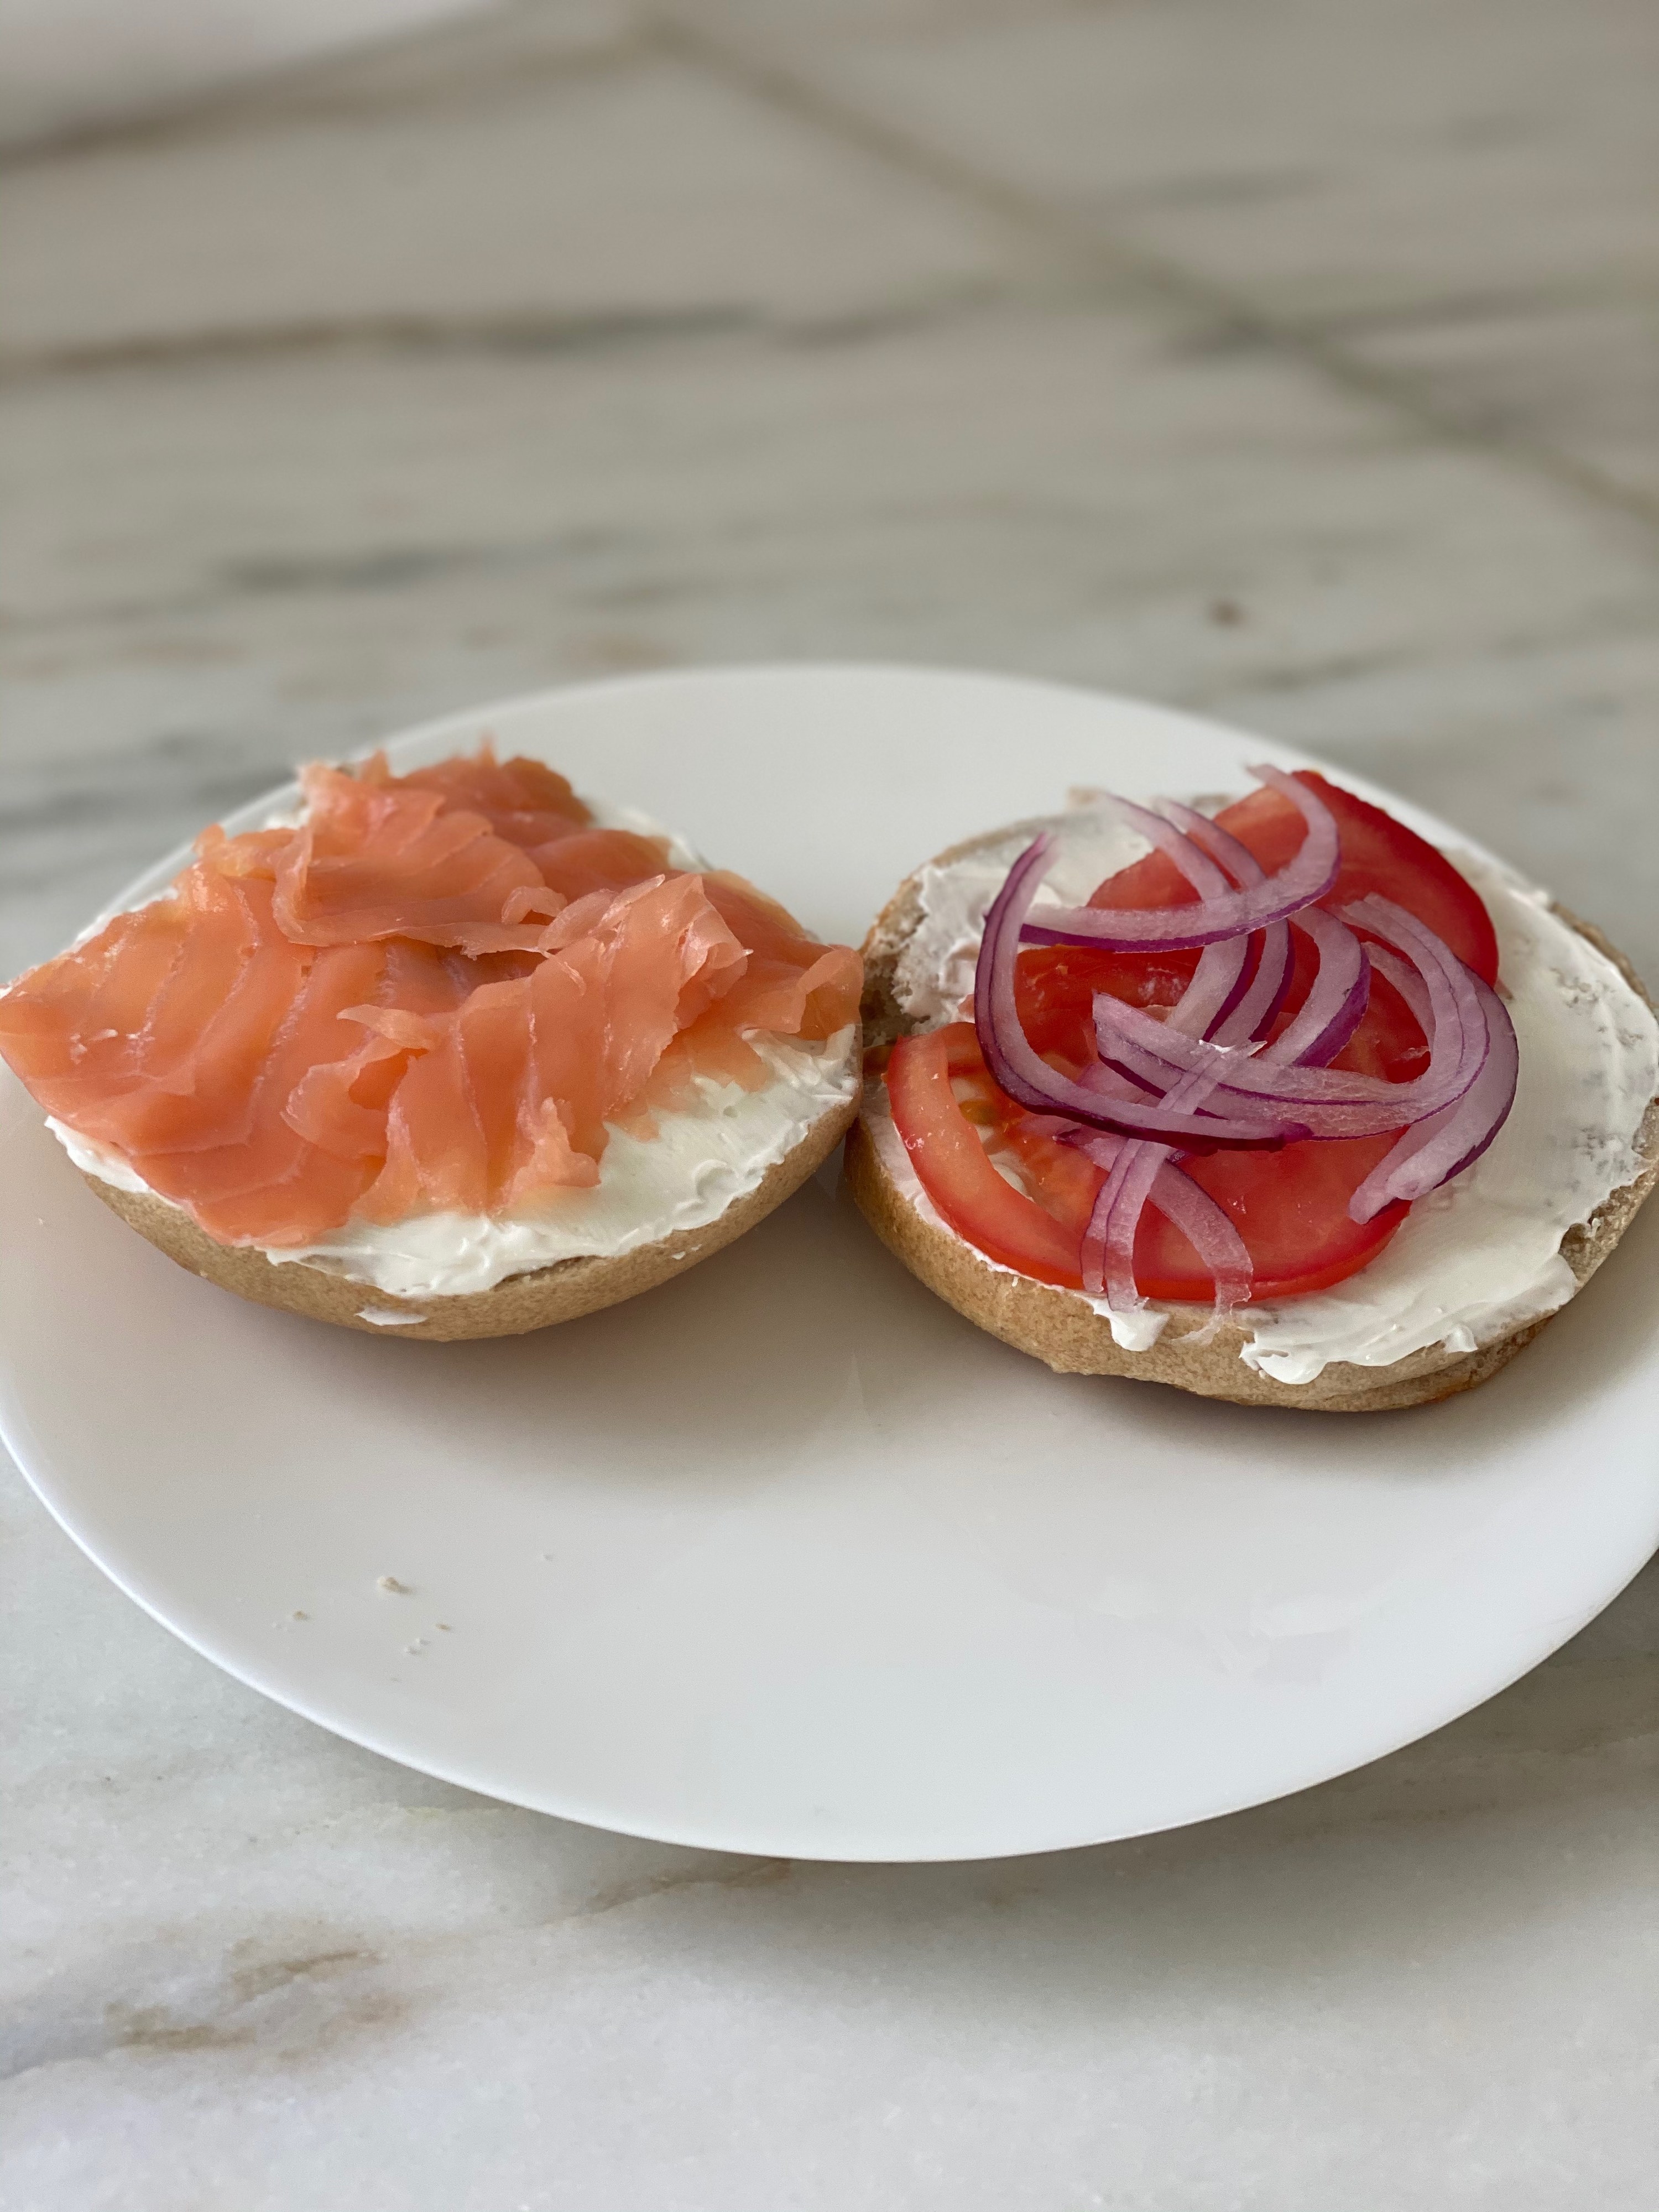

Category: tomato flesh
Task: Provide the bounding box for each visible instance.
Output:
[1091,770,1499,984]
[885,1025,1083,1286]
[886,773,1490,1302]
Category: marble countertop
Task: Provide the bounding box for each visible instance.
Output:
[3,3,1657,2203]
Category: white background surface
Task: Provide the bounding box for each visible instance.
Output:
[3,3,1657,2205]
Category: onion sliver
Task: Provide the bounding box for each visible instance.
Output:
[1082,1140,1157,1308]
[1365,942,1433,1037]
[1020,766,1338,951]
[1154,798,1261,886]
[1081,894,1283,1312]
[1222,926,1291,1045]
[1099,794,1235,902]
[1348,973,1517,1223]
[1147,1165,1254,1312]
[1091,907,1485,1129]
[1172,934,1254,1040]
[1076,1133,1253,1311]
[974,835,1306,1149]
[1082,795,1253,1044]
[1077,904,1365,1314]
[1153,801,1292,1048]
[1270,909,1370,1069]
[961,777,1518,1317]
[1078,890,1260,1308]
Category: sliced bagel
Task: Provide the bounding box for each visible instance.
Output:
[851,820,1659,1414]
[2,744,866,1343]
[80,1076,858,1342]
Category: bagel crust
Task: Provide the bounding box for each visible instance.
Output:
[81,1077,858,1342]
[852,826,1659,1415]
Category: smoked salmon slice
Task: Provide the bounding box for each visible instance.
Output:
[0,747,862,1248]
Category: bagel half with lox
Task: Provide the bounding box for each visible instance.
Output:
[847,767,1659,1413]
[0,747,862,1340]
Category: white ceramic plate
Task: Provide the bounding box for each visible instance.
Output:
[4,666,1657,1862]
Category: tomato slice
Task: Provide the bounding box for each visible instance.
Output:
[1138,1135,1408,1300]
[1090,770,1499,984]
[886,771,1487,1304]
[886,1026,1083,1287]
[888,1025,1410,1301]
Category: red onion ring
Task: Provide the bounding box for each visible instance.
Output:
[1090,911,1480,1128]
[1365,942,1433,1039]
[974,835,1307,1149]
[1155,801,1293,1048]
[961,777,1516,1316]
[1020,766,1339,951]
[1172,934,1255,1042]
[1074,828,1279,1315]
[1159,801,1301,1048]
[1345,971,1517,1221]
[1078,902,1364,1315]
[1087,794,1257,1045]
[1269,909,1370,1069]
[1076,1132,1253,1312]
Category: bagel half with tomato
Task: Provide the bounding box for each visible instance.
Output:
[847,769,1659,1412]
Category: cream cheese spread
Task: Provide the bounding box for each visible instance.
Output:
[44,779,857,1302]
[875,798,1658,1384]
[56,1031,857,1301]
[275,1030,852,1298]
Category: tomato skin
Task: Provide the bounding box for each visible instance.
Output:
[1091,770,1499,985]
[1141,1136,1408,1300]
[886,1026,1409,1303]
[886,1026,1085,1287]
[888,773,1494,1305]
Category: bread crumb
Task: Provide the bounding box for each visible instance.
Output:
[435,1621,453,1632]
[377,1575,411,1595]
[290,1610,309,1621]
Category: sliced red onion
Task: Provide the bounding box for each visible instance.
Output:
[1074,1052,1164,1102]
[1083,919,1241,1308]
[1091,933,1480,1128]
[1020,766,1338,951]
[1268,909,1370,1069]
[1079,896,1268,1313]
[1076,1139,1122,1300]
[1149,1165,1254,1313]
[1074,795,1252,1043]
[1104,795,1235,900]
[1088,1014,1447,1134]
[1152,801,1293,1047]
[1081,863,1505,1300]
[1171,934,1254,1040]
[1365,942,1433,1039]
[1153,797,1260,878]
[1090,892,1505,1139]
[966,779,1516,1316]
[1086,918,1296,1313]
[1344,894,1483,1034]
[974,835,1307,1149]
[1220,923,1291,1045]
[1348,973,1517,1222]
[1084,1140,1155,1309]
[1077,1132,1253,1312]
